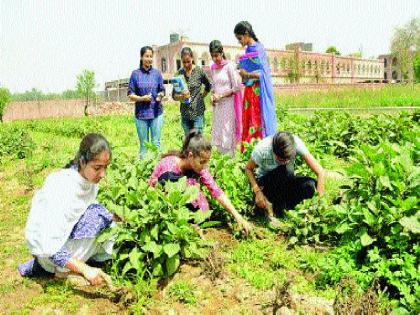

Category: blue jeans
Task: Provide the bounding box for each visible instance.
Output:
[181,115,205,136]
[135,114,163,159]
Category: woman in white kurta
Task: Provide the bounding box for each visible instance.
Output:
[209,40,243,157]
[19,133,117,287]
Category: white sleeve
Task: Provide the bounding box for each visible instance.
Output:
[294,135,309,156]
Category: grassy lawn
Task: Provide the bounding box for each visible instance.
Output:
[275,84,420,108]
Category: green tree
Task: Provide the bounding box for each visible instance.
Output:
[62,89,82,99]
[414,53,420,82]
[13,88,44,101]
[390,17,420,83]
[348,52,362,58]
[0,87,12,122]
[76,69,97,116]
[326,46,341,55]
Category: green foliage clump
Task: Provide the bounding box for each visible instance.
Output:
[168,281,197,305]
[0,125,34,162]
[300,111,419,159]
[27,117,105,138]
[207,149,254,221]
[0,87,11,122]
[281,139,419,311]
[98,155,212,282]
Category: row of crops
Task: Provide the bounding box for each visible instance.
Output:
[1,110,418,311]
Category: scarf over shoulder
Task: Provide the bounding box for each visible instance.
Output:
[211,60,243,142]
[25,168,98,257]
[245,42,277,137]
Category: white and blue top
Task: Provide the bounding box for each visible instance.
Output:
[251,135,309,178]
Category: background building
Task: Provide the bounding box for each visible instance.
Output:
[285,42,313,51]
[104,34,385,101]
[378,54,402,82]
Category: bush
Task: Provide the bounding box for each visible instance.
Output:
[0,87,11,122]
[98,155,212,282]
[0,125,34,162]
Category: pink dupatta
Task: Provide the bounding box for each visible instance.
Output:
[211,60,243,143]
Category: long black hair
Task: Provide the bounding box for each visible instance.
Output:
[65,133,111,170]
[162,130,211,159]
[234,21,259,42]
[180,47,194,59]
[272,131,296,159]
[209,40,226,59]
[139,46,153,69]
[180,47,196,66]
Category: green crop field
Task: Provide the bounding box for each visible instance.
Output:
[0,93,419,314]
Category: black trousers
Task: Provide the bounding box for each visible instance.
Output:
[257,165,316,215]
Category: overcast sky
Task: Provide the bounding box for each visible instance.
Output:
[1,0,419,93]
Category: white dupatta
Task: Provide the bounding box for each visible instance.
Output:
[25,168,98,257]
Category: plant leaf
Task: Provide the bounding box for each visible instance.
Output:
[163,243,181,258]
[166,255,180,276]
[360,232,375,246]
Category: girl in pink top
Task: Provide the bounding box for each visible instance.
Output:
[148,131,252,235]
[209,40,243,157]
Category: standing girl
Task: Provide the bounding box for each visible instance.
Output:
[128,46,166,159]
[234,21,277,147]
[172,47,212,136]
[209,40,243,157]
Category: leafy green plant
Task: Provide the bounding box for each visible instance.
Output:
[0,125,34,162]
[279,197,345,245]
[206,150,254,221]
[314,141,419,310]
[0,87,11,122]
[168,281,197,305]
[98,156,212,282]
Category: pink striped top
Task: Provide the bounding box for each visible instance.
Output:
[148,155,222,199]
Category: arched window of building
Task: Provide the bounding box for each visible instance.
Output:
[175,53,181,71]
[281,57,287,70]
[288,58,294,70]
[273,57,279,72]
[384,58,387,68]
[201,52,209,66]
[307,60,312,70]
[161,58,167,73]
[392,57,398,66]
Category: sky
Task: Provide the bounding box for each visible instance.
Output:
[1,0,419,93]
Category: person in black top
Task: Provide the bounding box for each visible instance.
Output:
[172,47,212,136]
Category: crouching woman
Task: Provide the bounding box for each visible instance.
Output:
[148,130,252,235]
[19,133,118,286]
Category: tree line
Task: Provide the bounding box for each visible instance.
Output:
[0,69,96,121]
